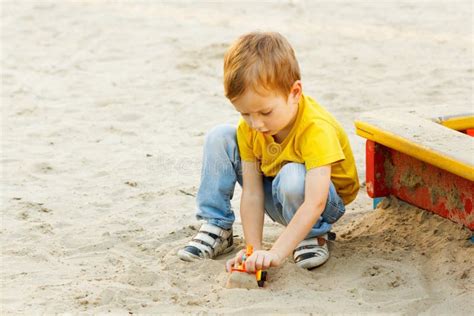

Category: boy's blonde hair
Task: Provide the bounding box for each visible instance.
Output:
[223,31,301,102]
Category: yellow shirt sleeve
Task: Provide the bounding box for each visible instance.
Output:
[300,120,345,170]
[236,120,257,162]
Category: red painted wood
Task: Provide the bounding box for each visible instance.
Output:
[366,140,390,198]
[365,140,376,198]
[367,141,474,230]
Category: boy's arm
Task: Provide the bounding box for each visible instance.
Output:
[270,165,332,260]
[240,160,265,250]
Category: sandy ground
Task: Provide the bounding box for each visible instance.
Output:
[1,1,473,314]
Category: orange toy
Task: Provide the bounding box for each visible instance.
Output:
[225,245,267,288]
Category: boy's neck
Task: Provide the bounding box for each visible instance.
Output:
[273,102,299,144]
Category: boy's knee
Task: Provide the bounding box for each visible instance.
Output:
[275,163,306,200]
[205,124,236,149]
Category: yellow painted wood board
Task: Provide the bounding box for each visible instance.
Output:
[436,115,474,131]
[355,111,474,181]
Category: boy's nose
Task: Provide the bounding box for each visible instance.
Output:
[250,117,264,130]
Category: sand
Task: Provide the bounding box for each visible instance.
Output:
[1,1,473,314]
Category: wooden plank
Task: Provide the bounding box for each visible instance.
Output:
[365,140,389,198]
[355,111,474,181]
[366,141,474,230]
[435,114,474,131]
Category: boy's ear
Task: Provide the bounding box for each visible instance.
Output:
[288,80,302,104]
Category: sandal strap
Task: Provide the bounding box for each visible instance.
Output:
[294,236,327,250]
[293,235,328,257]
[200,223,229,238]
[294,246,328,259]
[188,240,214,258]
[294,251,328,264]
[193,232,219,248]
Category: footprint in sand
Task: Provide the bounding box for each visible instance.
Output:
[120,265,159,287]
[362,264,407,291]
[30,222,54,235]
[16,201,53,221]
[14,201,55,235]
[31,162,55,174]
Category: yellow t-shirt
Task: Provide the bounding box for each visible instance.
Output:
[236,94,359,205]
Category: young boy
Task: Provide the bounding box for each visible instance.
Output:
[178,32,359,271]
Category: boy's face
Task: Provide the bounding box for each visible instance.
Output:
[232,81,302,138]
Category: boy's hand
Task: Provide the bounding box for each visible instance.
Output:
[225,249,246,272]
[225,249,282,272]
[244,250,282,272]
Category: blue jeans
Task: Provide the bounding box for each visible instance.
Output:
[196,124,346,239]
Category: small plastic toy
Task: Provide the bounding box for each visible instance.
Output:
[225,245,268,288]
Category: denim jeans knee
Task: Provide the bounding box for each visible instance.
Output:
[321,183,346,224]
[273,163,306,202]
[264,163,346,237]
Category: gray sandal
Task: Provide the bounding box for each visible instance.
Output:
[293,234,329,269]
[178,223,234,261]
